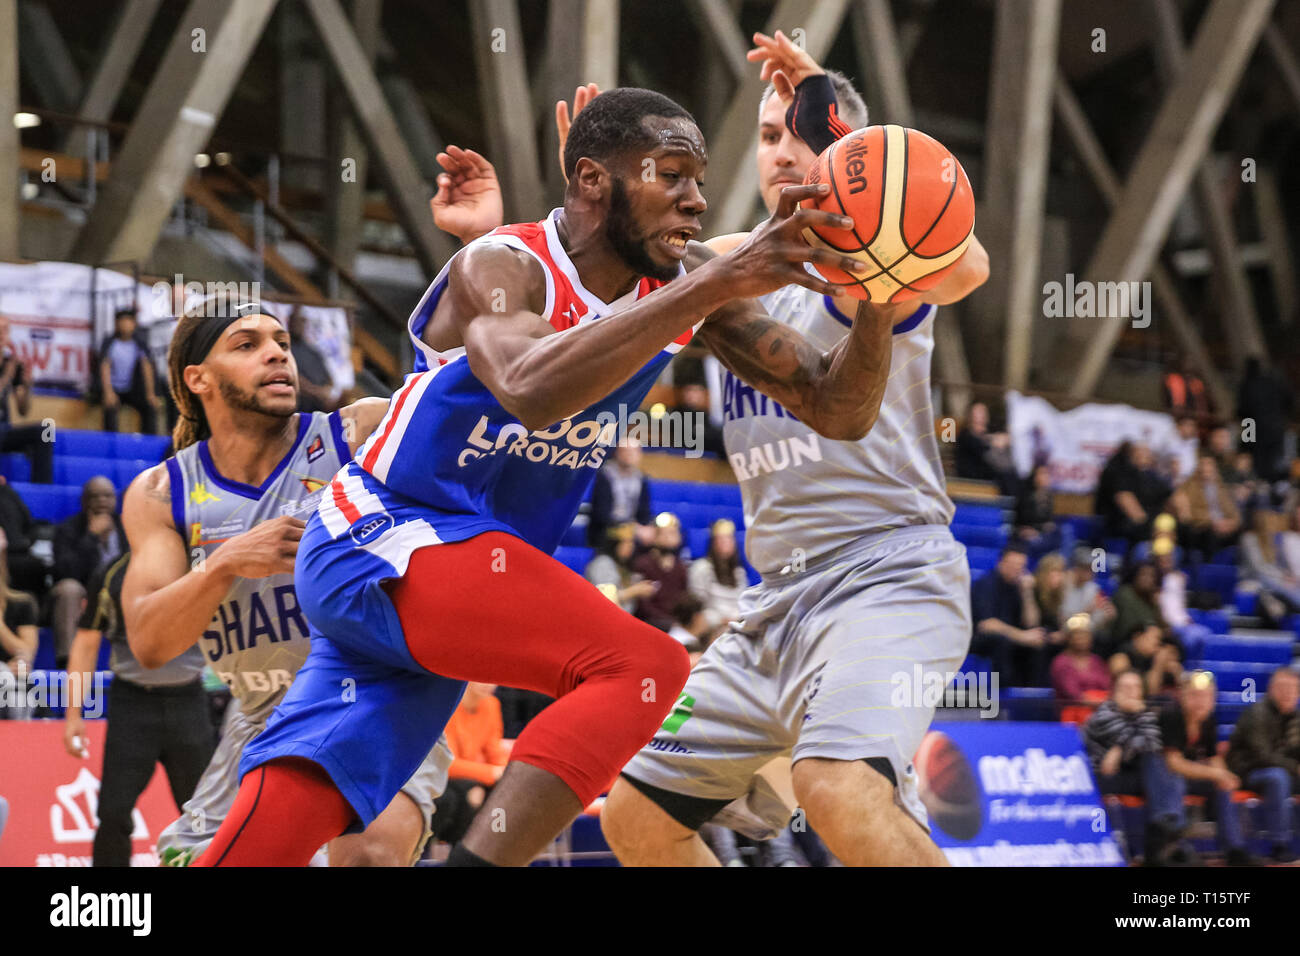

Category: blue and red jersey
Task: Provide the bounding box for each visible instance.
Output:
[319,209,696,556]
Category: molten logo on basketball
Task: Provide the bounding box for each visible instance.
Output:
[842,135,870,195]
[801,125,975,303]
[914,730,983,841]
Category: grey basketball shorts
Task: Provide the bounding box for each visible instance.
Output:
[621,524,972,839]
[158,701,453,865]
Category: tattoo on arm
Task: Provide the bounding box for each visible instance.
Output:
[704,309,825,406]
[144,468,172,506]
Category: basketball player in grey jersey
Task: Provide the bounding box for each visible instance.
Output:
[602,34,989,865]
[122,300,449,866]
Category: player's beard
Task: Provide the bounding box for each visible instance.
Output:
[218,374,296,420]
[605,176,679,282]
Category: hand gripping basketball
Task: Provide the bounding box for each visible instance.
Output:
[720,183,872,301]
[799,125,975,302]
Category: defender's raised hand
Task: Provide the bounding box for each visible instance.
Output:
[555,83,601,181]
[431,145,504,245]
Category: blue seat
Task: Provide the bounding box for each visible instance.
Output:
[951,523,1007,549]
[553,546,594,576]
[1198,660,1280,694]
[1197,635,1294,665]
[649,479,741,510]
[965,546,1001,574]
[952,503,1004,528]
[54,455,120,489]
[1187,607,1231,635]
[1000,686,1056,721]
[1195,565,1239,604]
[9,481,82,522]
[112,432,170,461]
[1062,514,1103,543]
[0,452,30,482]
[1215,691,1250,723]
[32,628,111,671]
[51,429,117,458]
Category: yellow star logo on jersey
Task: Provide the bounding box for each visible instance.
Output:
[300,476,327,493]
[189,483,220,505]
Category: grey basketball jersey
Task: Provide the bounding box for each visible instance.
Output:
[721,286,954,577]
[165,411,352,717]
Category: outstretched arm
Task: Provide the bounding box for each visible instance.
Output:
[693,243,902,441]
[452,186,868,432]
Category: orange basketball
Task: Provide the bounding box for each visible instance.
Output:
[802,125,975,303]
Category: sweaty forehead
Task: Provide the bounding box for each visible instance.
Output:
[643,116,707,164]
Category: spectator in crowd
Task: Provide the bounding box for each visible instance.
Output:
[1168,415,1201,485]
[288,307,338,414]
[585,522,657,614]
[1240,509,1300,624]
[1110,559,1170,655]
[670,380,724,458]
[587,440,653,548]
[1236,356,1293,482]
[1225,668,1300,863]
[1061,545,1116,642]
[1095,442,1172,549]
[955,402,1018,495]
[98,309,161,434]
[1224,449,1267,514]
[687,518,747,638]
[969,543,1047,687]
[1083,668,1161,797]
[1050,614,1111,702]
[432,682,510,847]
[51,477,124,667]
[1205,424,1234,478]
[0,316,53,483]
[1146,670,1254,866]
[1110,623,1182,697]
[1174,453,1241,561]
[64,552,214,865]
[1151,537,1194,638]
[1284,499,1300,576]
[1032,551,1068,647]
[1163,355,1214,426]
[666,594,712,660]
[0,529,40,717]
[0,475,46,597]
[1014,464,1060,557]
[633,512,689,631]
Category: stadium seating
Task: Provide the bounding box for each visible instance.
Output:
[0,428,169,523]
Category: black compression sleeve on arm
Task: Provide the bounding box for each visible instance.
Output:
[785,74,855,155]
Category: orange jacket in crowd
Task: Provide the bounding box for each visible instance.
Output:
[445,693,511,786]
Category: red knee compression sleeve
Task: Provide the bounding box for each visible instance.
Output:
[385,532,691,806]
[192,758,355,867]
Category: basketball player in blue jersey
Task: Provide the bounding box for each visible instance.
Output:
[192,88,918,867]
[439,40,992,865]
[121,299,450,866]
